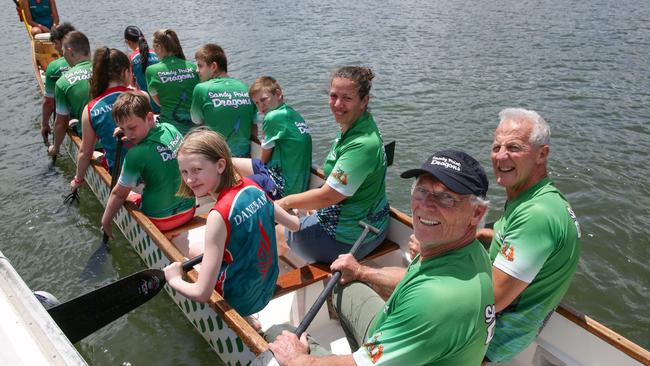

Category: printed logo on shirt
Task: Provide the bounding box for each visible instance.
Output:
[484,304,496,344]
[294,121,310,134]
[157,68,196,83]
[331,167,348,185]
[499,242,515,262]
[363,332,384,363]
[208,91,252,109]
[256,220,274,281]
[232,193,269,226]
[156,131,183,161]
[64,68,92,84]
[567,206,581,239]
[91,104,112,117]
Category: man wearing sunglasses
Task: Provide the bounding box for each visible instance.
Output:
[480,108,581,363]
[269,150,495,366]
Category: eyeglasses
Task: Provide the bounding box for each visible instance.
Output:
[412,186,466,208]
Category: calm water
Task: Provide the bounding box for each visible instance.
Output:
[1,0,648,364]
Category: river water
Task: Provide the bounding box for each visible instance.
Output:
[0,0,648,364]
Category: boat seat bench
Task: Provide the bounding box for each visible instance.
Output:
[162,214,208,240]
[273,239,400,299]
[158,207,401,299]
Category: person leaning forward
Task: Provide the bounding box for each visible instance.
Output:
[478,108,581,363]
[268,150,496,366]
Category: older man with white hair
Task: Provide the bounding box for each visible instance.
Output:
[269,150,495,366]
[481,108,581,363]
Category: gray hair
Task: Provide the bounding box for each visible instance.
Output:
[498,108,551,147]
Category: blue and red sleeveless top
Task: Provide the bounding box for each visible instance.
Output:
[129,49,160,113]
[212,177,278,316]
[86,86,129,172]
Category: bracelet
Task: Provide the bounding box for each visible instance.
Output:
[73,176,84,185]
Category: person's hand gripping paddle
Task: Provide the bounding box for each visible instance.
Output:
[252,221,380,366]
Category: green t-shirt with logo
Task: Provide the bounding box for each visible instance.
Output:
[487,177,581,362]
[54,60,91,134]
[190,76,258,157]
[354,240,495,366]
[44,57,69,98]
[117,122,194,218]
[317,112,389,244]
[261,103,312,195]
[145,56,199,135]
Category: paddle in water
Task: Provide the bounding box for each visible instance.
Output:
[49,254,203,344]
[252,221,380,366]
[81,136,125,278]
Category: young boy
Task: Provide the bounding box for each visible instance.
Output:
[190,44,258,158]
[48,30,92,156]
[101,91,195,238]
[249,76,312,196]
[41,22,74,146]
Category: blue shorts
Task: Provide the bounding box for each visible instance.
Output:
[249,159,283,200]
[285,214,388,264]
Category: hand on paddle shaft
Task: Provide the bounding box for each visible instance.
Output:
[48,254,203,344]
[259,222,381,366]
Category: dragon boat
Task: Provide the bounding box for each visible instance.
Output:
[18,8,650,365]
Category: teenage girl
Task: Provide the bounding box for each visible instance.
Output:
[123,25,160,113]
[145,28,198,135]
[70,47,136,191]
[163,128,300,318]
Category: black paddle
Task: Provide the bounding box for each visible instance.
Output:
[252,221,380,366]
[81,136,125,278]
[49,254,203,344]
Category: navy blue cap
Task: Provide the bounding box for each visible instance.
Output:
[400,150,489,198]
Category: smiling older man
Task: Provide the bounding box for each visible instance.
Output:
[268,150,495,366]
[482,108,581,363]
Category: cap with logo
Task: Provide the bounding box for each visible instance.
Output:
[400,149,489,198]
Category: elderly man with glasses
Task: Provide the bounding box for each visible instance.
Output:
[479,108,581,364]
[268,150,495,366]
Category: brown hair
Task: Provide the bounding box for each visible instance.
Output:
[50,22,75,42]
[176,127,240,197]
[112,91,152,125]
[153,29,185,60]
[194,43,228,73]
[330,66,374,99]
[248,76,282,99]
[62,31,90,57]
[90,47,130,98]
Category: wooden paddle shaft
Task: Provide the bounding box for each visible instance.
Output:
[294,221,380,337]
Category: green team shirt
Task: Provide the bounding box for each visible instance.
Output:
[317,112,389,244]
[261,103,312,195]
[55,60,91,134]
[44,57,69,98]
[117,123,194,218]
[487,177,581,362]
[190,76,258,157]
[354,240,495,366]
[145,56,199,135]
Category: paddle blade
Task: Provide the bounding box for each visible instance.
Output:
[48,269,166,343]
[80,241,110,280]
